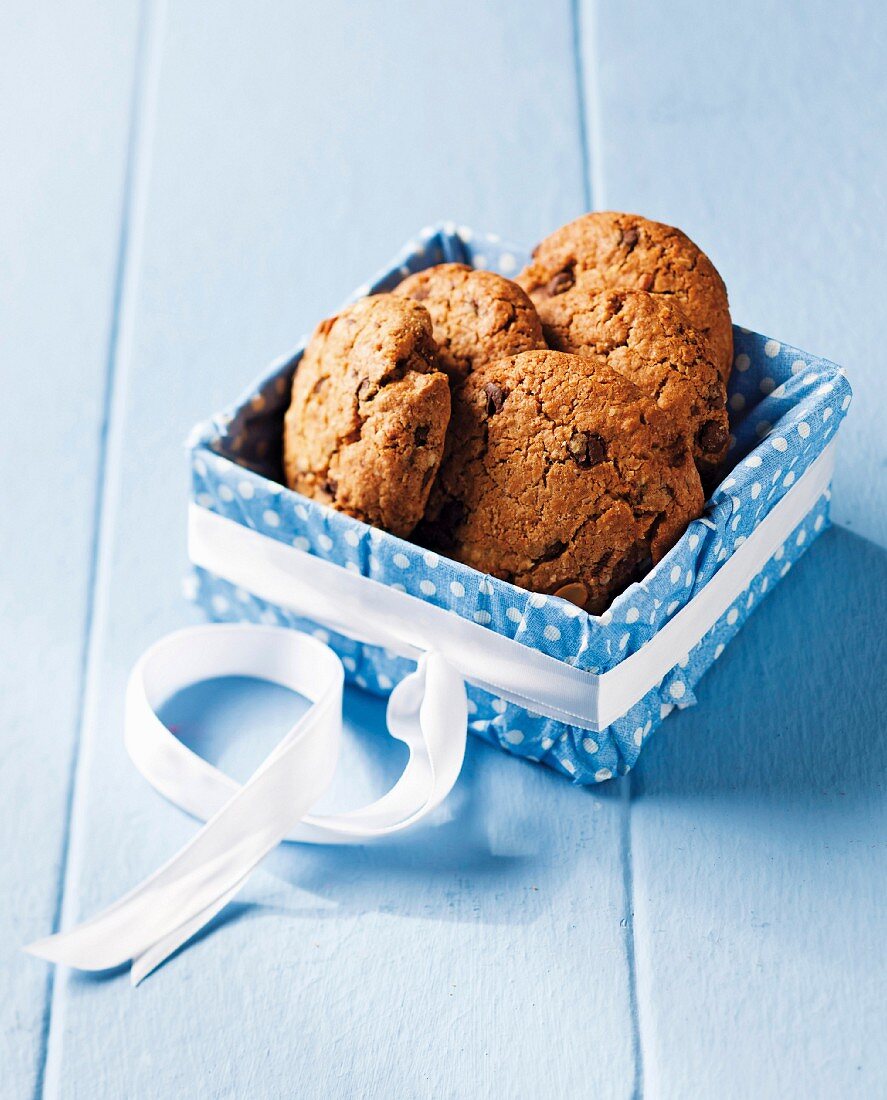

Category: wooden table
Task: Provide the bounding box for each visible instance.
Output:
[3,2,885,1096]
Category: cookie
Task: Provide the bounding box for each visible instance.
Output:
[394,263,546,383]
[518,212,733,380]
[541,288,730,470]
[283,294,450,537]
[418,349,703,613]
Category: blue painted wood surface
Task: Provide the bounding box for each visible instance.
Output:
[0,0,141,1089]
[2,1,884,1097]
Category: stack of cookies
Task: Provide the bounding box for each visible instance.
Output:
[283,212,732,613]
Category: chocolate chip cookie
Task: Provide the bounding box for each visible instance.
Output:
[283,294,450,537]
[541,288,729,471]
[518,212,733,380]
[418,349,704,613]
[394,263,545,383]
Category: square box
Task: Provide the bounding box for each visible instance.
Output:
[186,225,851,784]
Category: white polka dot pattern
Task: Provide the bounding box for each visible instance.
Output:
[187,225,850,786]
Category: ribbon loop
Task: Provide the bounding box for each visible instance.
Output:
[26,624,468,983]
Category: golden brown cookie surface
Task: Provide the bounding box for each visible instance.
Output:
[542,288,729,471]
[283,294,450,537]
[394,263,545,383]
[518,212,733,381]
[417,349,703,613]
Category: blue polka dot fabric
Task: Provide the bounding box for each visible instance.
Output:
[186,225,851,784]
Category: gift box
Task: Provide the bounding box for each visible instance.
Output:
[185,224,851,785]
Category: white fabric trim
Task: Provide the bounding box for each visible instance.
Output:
[190,442,835,732]
[596,441,834,725]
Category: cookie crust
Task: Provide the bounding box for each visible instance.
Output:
[518,212,733,381]
[542,288,730,471]
[283,294,450,537]
[394,263,545,383]
[418,349,703,613]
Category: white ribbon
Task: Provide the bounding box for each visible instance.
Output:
[187,441,836,731]
[26,626,467,983]
[25,441,834,983]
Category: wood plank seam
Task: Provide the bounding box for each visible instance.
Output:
[34,2,160,1095]
[578,0,607,210]
[621,778,644,1100]
[571,0,593,211]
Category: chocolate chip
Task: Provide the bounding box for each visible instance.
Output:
[322,477,338,499]
[698,419,728,454]
[356,377,373,401]
[540,539,566,562]
[568,431,606,467]
[620,227,639,250]
[483,382,506,416]
[546,267,575,296]
[414,424,429,447]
